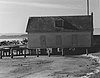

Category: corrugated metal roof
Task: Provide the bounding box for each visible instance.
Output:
[26,15,93,32]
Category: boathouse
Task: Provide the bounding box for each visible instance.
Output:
[26,13,93,49]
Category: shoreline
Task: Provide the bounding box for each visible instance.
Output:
[80,54,100,78]
[0,53,100,78]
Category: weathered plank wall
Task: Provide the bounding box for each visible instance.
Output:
[28,32,91,49]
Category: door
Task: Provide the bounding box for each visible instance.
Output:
[40,35,46,48]
[72,34,78,47]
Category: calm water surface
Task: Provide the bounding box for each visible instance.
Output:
[0,38,24,42]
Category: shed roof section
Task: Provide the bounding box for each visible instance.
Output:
[26,15,93,32]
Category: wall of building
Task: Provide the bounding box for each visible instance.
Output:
[28,32,91,49]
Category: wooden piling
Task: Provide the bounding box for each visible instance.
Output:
[3,51,4,56]
[6,51,7,56]
[62,49,64,56]
[48,50,50,57]
[10,48,13,59]
[0,50,2,59]
[29,49,31,55]
[18,50,20,55]
[24,49,26,58]
[9,51,10,56]
[36,49,39,57]
[86,49,88,56]
[19,49,21,55]
[47,48,51,57]
[16,50,18,55]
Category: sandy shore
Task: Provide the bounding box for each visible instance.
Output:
[0,54,99,78]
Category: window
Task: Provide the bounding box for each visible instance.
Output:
[55,20,64,28]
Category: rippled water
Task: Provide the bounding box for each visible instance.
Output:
[81,54,100,78]
[0,38,24,42]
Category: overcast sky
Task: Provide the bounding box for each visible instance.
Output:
[0,0,99,34]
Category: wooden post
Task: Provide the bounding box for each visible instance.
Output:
[86,49,88,56]
[19,49,21,55]
[16,49,18,55]
[3,50,4,56]
[48,50,50,57]
[10,48,13,59]
[29,49,31,55]
[24,49,26,58]
[7,52,8,56]
[62,48,64,56]
[6,51,7,56]
[9,49,10,56]
[0,50,2,59]
[9,51,10,56]
[36,48,39,57]
[47,48,51,57]
[28,49,30,55]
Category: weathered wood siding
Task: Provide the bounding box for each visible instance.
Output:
[28,32,91,49]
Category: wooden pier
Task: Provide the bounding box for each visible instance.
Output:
[0,44,91,59]
[0,45,55,59]
[0,44,29,59]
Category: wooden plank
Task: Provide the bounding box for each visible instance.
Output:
[72,34,78,47]
[62,35,72,47]
[78,34,91,47]
[56,35,62,47]
[40,35,46,48]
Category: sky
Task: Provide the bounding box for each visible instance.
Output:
[0,0,99,34]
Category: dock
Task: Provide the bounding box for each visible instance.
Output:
[0,44,28,59]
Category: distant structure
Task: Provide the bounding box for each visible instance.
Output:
[26,13,93,53]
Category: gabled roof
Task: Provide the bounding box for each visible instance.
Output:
[26,14,93,32]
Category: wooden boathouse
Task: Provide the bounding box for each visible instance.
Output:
[26,13,93,55]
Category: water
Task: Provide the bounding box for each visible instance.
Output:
[81,54,100,78]
[0,38,24,42]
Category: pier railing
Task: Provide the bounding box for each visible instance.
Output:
[0,44,29,59]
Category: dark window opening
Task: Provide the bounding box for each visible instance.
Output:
[55,20,64,28]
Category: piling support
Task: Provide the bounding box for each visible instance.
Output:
[6,51,7,56]
[10,48,13,59]
[9,49,10,56]
[36,48,39,57]
[62,48,64,56]
[48,51,50,57]
[24,49,26,58]
[47,48,51,57]
[0,50,2,59]
[29,49,32,55]
[3,51,4,56]
[86,49,88,56]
